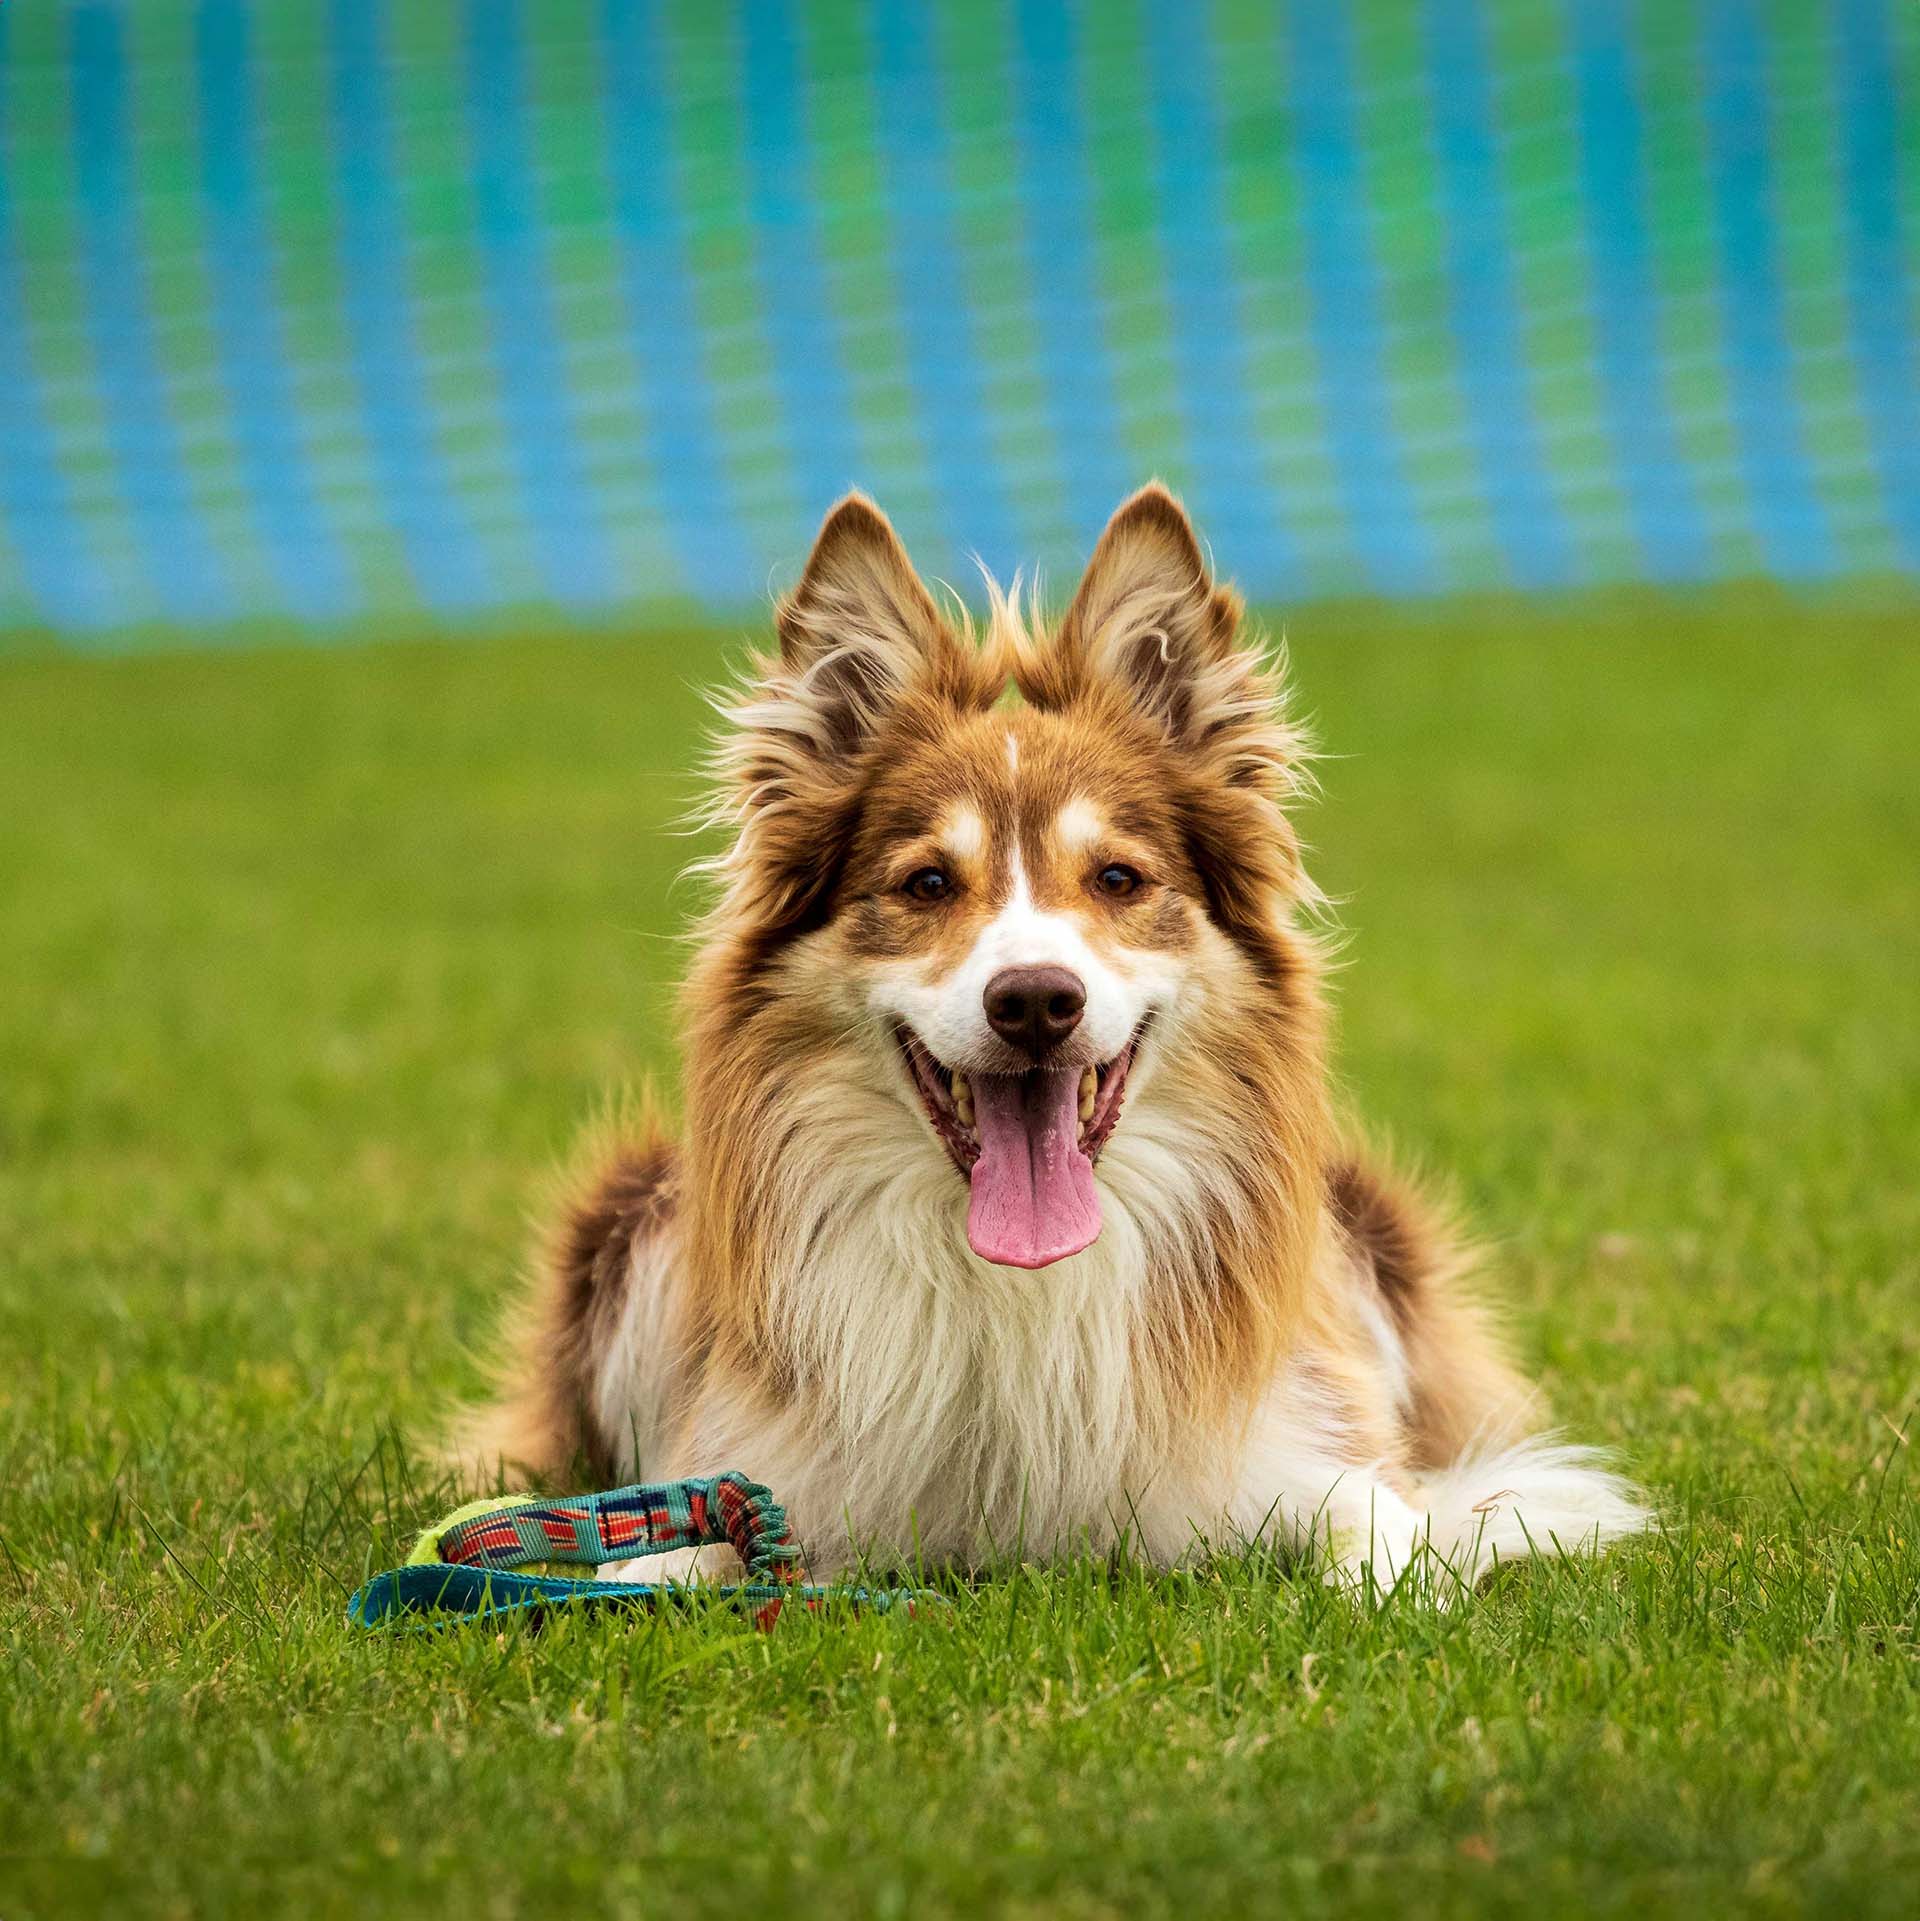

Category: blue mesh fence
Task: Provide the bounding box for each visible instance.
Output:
[0,0,1916,639]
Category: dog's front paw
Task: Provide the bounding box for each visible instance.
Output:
[1320,1540,1440,1605]
[596,1543,738,1586]
[1317,1495,1445,1605]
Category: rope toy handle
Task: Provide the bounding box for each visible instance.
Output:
[347,1472,937,1628]
[410,1472,805,1584]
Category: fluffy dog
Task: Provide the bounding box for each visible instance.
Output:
[463,484,1647,1592]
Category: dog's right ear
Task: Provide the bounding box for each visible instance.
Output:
[704,496,988,943]
[769,493,975,758]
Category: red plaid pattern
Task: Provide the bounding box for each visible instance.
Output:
[432,1474,802,1583]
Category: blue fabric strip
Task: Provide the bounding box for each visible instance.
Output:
[465,0,614,608]
[1424,0,1574,589]
[195,0,356,621]
[347,1563,923,1627]
[1567,0,1709,581]
[69,2,232,622]
[1285,0,1433,593]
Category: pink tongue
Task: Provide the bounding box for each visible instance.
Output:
[966,1068,1102,1269]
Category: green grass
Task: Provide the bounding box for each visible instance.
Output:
[3,587,1917,1917]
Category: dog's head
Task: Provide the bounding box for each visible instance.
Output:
[695,485,1321,1273]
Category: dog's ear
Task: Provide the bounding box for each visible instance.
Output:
[1047,485,1238,732]
[770,493,977,755]
[1031,485,1278,764]
[705,495,991,943]
[1020,485,1313,967]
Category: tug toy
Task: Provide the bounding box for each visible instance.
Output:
[346,1471,928,1630]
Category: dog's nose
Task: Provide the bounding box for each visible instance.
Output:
[984,966,1086,1060]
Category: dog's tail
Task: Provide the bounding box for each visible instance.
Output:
[1416,1435,1652,1587]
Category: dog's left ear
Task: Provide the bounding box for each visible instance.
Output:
[1045,485,1240,734]
[1033,485,1289,772]
[1023,485,1311,957]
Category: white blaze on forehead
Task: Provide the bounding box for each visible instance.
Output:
[1053,797,1104,856]
[1005,731,1019,773]
[940,803,987,863]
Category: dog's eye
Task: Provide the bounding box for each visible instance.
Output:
[1096,864,1142,898]
[903,868,951,903]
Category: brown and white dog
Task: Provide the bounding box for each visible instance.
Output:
[463,484,1647,1593]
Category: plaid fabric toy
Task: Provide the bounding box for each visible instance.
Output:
[346,1471,929,1630]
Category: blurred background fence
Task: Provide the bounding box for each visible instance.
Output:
[0,0,1915,640]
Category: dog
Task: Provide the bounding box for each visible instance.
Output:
[462,484,1648,1593]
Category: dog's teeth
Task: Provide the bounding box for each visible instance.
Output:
[952,1072,974,1126]
[1079,1067,1096,1123]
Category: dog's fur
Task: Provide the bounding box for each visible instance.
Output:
[461,485,1647,1591]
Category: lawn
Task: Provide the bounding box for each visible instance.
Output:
[3,586,1917,1917]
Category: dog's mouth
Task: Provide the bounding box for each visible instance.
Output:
[897,1024,1143,1271]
